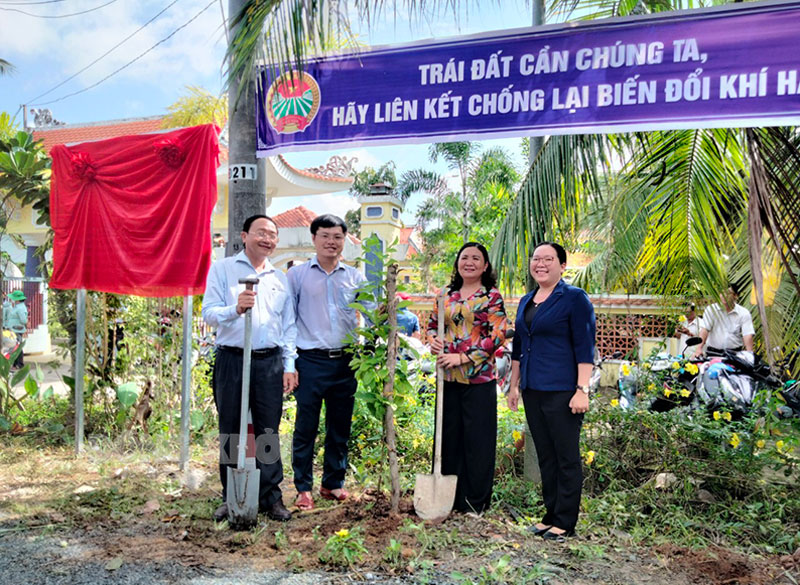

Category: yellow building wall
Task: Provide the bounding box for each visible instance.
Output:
[4,202,48,238]
[211,181,228,233]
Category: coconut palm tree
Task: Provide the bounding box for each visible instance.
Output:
[0,59,14,75]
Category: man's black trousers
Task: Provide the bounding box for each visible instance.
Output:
[213,347,284,510]
[292,351,357,492]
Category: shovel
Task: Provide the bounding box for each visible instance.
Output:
[227,276,261,530]
[413,291,457,521]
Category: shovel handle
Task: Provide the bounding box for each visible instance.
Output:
[433,291,446,476]
[236,276,259,470]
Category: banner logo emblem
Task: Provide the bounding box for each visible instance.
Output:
[265,71,321,134]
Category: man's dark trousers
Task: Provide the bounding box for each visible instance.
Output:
[292,351,357,492]
[214,347,284,511]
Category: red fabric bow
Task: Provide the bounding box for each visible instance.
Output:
[69,151,97,181]
[153,137,186,169]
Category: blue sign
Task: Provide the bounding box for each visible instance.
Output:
[256,1,800,156]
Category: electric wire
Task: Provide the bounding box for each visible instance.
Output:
[32,0,217,106]
[0,1,72,5]
[26,0,183,104]
[0,0,121,18]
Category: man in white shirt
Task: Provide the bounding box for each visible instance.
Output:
[202,215,297,522]
[676,303,701,355]
[694,283,755,357]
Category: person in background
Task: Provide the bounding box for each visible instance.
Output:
[427,242,508,515]
[506,242,596,542]
[202,214,297,523]
[694,282,755,357]
[676,303,701,355]
[3,290,28,369]
[396,292,420,338]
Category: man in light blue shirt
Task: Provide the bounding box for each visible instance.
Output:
[202,215,297,522]
[287,214,366,511]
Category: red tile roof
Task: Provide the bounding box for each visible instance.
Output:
[399,227,414,245]
[272,206,360,245]
[32,116,166,153]
[273,206,318,228]
[400,226,420,259]
[31,116,229,162]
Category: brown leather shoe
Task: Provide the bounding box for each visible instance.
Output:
[267,499,292,521]
[320,486,349,501]
[295,491,314,510]
[213,503,228,522]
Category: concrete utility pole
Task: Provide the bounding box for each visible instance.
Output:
[226,0,267,257]
[523,0,545,485]
[527,0,546,295]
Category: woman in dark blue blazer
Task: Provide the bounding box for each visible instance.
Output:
[507,242,595,542]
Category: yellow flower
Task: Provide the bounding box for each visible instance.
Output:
[722,412,732,422]
[336,529,350,538]
[776,440,785,451]
[512,430,522,443]
[621,364,631,376]
[642,362,651,370]
[679,389,691,398]
[672,361,681,370]
[686,363,699,375]
[648,383,656,392]
[729,433,741,449]
[679,315,687,323]
[756,439,766,449]
[610,399,619,408]
[584,450,596,465]
[713,411,721,420]
[663,388,674,397]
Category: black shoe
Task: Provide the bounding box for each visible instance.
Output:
[542,528,575,542]
[266,500,292,522]
[528,523,552,536]
[213,503,228,522]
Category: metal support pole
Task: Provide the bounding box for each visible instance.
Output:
[179,295,193,471]
[74,288,86,454]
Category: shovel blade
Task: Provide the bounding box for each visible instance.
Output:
[413,472,457,521]
[226,466,260,530]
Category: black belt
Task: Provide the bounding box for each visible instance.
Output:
[298,347,348,359]
[218,345,280,358]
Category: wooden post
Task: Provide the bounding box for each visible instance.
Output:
[382,263,400,514]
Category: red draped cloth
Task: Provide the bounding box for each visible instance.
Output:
[49,124,220,296]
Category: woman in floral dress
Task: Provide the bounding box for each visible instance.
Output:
[427,242,508,514]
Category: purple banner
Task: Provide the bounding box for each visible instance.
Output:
[256,1,800,156]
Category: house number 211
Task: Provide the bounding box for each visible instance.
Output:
[229,164,257,181]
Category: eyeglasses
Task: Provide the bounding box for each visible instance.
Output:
[249,230,278,241]
[317,233,345,242]
[531,256,557,265]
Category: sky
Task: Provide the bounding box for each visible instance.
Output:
[0,0,537,222]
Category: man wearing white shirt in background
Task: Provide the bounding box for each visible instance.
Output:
[694,283,755,357]
[676,303,701,355]
[202,215,297,522]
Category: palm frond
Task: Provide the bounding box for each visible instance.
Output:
[490,133,614,291]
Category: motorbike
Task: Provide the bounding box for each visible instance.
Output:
[2,329,20,362]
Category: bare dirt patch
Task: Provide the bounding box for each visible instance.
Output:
[1,440,797,585]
